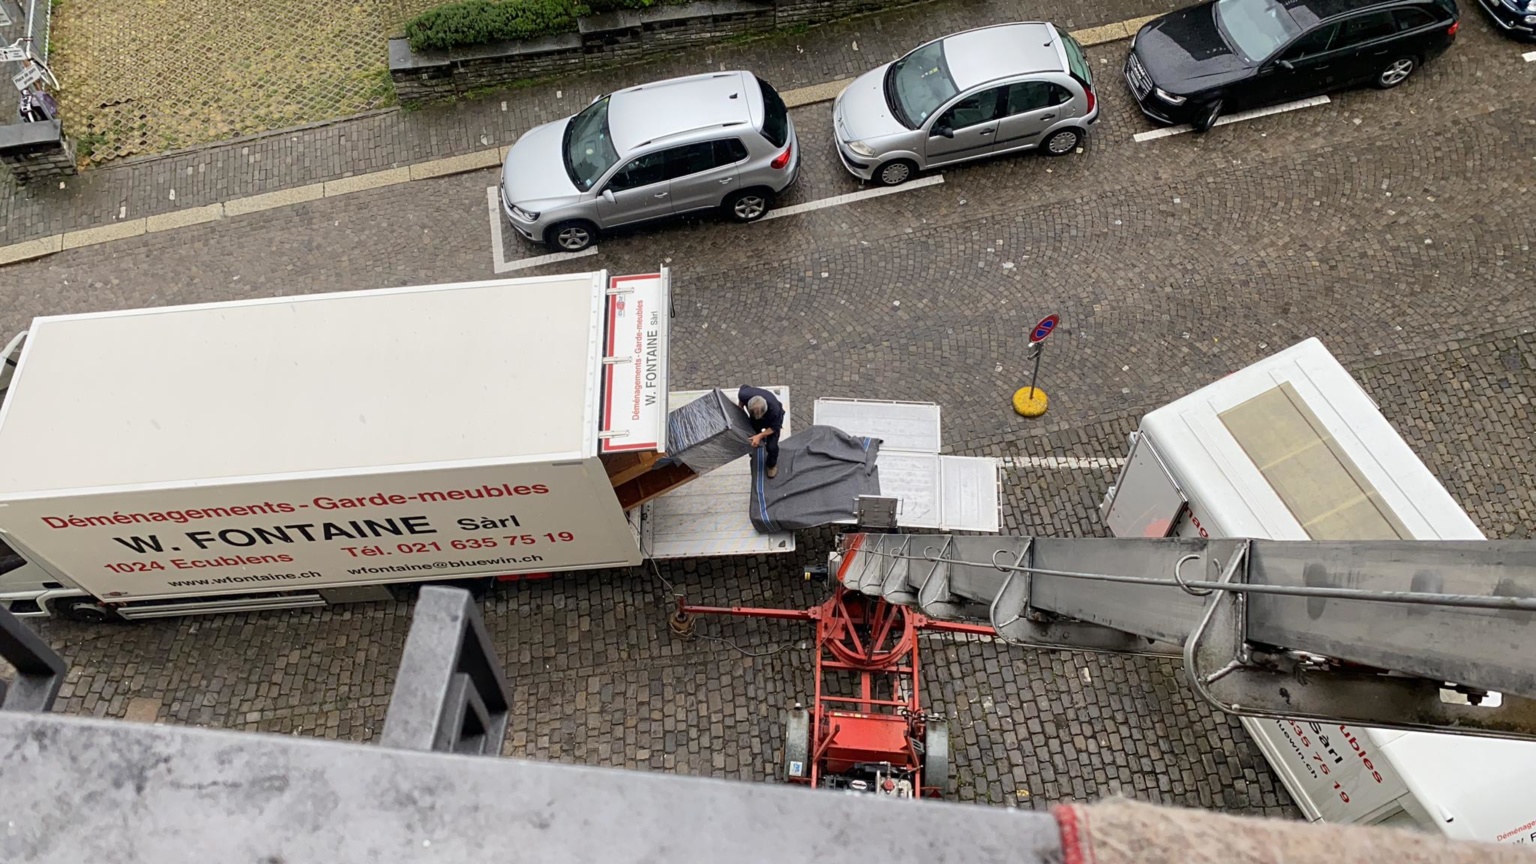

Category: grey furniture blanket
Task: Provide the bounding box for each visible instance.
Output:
[748,425,881,532]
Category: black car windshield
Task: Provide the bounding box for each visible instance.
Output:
[562,96,619,192]
[885,41,958,128]
[1214,0,1302,62]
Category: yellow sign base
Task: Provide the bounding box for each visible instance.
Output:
[1012,387,1048,418]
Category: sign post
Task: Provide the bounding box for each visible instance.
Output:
[1013,314,1058,418]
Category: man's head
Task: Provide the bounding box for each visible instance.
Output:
[747,396,767,420]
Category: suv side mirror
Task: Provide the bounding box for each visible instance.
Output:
[934,125,955,139]
[1277,58,1295,70]
[601,189,616,203]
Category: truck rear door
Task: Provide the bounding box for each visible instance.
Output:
[598,272,670,456]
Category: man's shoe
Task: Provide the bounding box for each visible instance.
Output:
[767,466,778,479]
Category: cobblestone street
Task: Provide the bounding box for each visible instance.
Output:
[3,0,1535,828]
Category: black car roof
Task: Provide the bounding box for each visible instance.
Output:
[1282,0,1423,24]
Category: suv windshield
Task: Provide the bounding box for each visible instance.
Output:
[562,96,619,192]
[758,77,789,148]
[885,41,958,129]
[1057,28,1093,86]
[1215,0,1301,62]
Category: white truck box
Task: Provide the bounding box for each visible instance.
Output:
[0,271,787,620]
[1101,338,1536,844]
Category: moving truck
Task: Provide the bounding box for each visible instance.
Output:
[0,271,798,621]
[1100,337,1536,844]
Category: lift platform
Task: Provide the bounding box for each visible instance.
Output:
[674,582,994,797]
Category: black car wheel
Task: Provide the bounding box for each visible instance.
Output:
[1042,128,1081,156]
[1375,56,1417,89]
[1193,99,1223,133]
[546,220,597,252]
[724,189,772,222]
[875,159,916,187]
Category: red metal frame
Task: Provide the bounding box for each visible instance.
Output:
[677,543,994,798]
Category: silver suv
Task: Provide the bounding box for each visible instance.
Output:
[501,71,799,252]
[833,23,1098,186]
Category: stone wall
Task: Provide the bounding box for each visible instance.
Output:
[0,121,77,184]
[390,0,894,103]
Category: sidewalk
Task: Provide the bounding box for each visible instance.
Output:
[0,0,1178,258]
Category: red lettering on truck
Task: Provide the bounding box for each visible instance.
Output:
[314,493,408,509]
[42,501,297,528]
[414,483,548,503]
[1340,727,1385,784]
[1188,512,1210,539]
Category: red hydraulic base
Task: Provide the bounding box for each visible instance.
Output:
[675,575,995,799]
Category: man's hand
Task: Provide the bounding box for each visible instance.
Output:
[749,432,766,447]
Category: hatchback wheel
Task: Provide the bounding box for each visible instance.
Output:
[875,159,916,187]
[1375,56,1416,89]
[1042,128,1081,156]
[724,189,771,223]
[547,220,596,252]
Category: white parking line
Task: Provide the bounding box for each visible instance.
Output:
[487,186,597,273]
[1132,96,1331,142]
[763,174,946,220]
[1525,50,1536,62]
[1001,456,1127,470]
[486,175,946,269]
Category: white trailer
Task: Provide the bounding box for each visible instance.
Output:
[0,270,796,621]
[1100,337,1536,845]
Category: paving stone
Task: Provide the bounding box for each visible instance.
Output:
[2,0,1534,828]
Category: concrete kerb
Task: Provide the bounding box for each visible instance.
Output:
[0,234,63,266]
[1070,15,1157,47]
[60,219,148,251]
[0,19,1150,268]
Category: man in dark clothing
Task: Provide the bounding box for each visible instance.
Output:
[737,385,785,478]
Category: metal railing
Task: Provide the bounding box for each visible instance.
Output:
[0,587,1064,863]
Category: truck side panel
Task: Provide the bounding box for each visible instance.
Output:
[1108,339,1536,840]
[0,459,640,601]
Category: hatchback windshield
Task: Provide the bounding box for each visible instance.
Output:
[885,41,959,128]
[563,96,620,192]
[1215,0,1302,62]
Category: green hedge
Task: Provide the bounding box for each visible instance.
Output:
[404,0,702,51]
[405,0,580,52]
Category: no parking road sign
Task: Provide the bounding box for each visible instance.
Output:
[1030,314,1059,345]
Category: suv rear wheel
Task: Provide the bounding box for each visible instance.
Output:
[546,220,597,252]
[724,189,772,223]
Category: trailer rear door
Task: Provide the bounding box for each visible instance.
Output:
[813,399,1000,533]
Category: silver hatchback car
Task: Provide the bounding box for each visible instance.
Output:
[833,22,1098,186]
[501,71,799,251]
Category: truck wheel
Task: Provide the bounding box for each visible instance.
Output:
[923,722,950,794]
[784,707,811,782]
[52,596,121,623]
